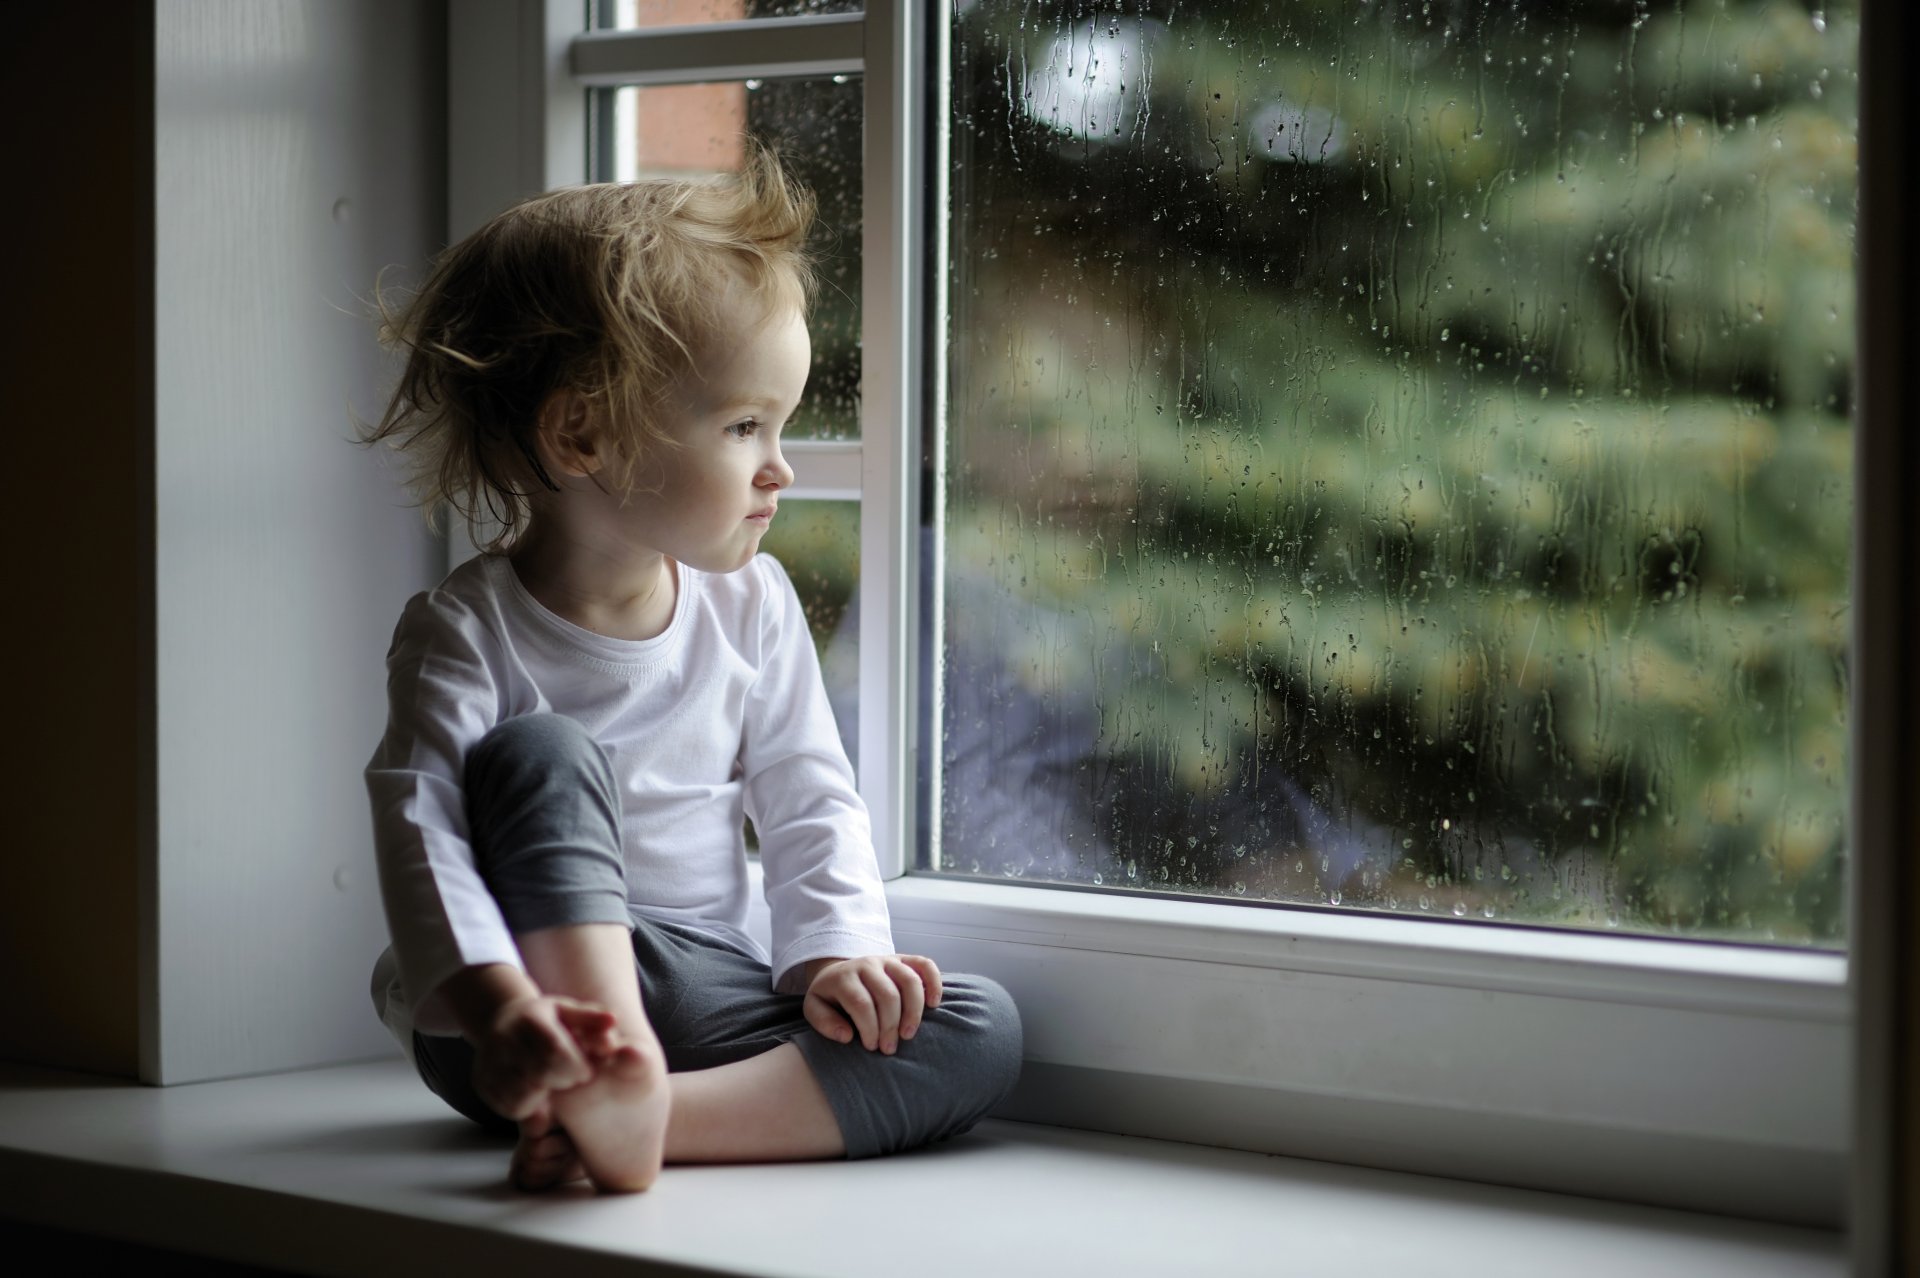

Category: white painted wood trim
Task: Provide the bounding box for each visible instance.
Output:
[885,875,1848,1225]
[886,876,1845,1016]
[0,1057,1844,1278]
[782,438,863,502]
[445,0,589,569]
[449,0,586,241]
[925,0,954,873]
[856,0,923,881]
[148,0,446,1085]
[569,12,864,86]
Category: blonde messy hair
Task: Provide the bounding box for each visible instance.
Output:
[365,147,817,553]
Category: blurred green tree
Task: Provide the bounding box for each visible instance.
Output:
[940,0,1855,942]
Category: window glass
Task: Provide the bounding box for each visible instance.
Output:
[762,500,862,763]
[591,75,863,439]
[598,0,861,28]
[741,500,859,855]
[939,0,1856,945]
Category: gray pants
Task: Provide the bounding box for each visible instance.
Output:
[410,714,1023,1159]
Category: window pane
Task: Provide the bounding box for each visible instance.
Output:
[592,76,862,439]
[596,0,861,28]
[741,500,858,855]
[761,500,861,765]
[939,1,1856,946]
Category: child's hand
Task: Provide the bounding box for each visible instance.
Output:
[802,955,944,1055]
[471,993,619,1122]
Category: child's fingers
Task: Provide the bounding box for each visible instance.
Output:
[834,978,881,1051]
[887,958,928,1042]
[900,955,944,1008]
[483,1065,545,1122]
[475,1048,545,1120]
[522,1014,594,1090]
[802,991,855,1045]
[484,1078,539,1122]
[859,964,904,1054]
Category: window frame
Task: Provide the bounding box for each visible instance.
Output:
[454,0,1863,1227]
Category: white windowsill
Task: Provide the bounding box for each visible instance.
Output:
[878,874,1850,1225]
[0,1058,1841,1278]
[884,874,1847,1012]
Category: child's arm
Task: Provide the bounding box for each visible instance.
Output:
[739,557,899,994]
[799,955,944,1056]
[373,586,658,1166]
[367,587,545,1034]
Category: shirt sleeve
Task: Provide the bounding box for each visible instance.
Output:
[741,556,896,994]
[364,589,524,1034]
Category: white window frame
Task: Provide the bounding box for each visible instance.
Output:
[452,0,1858,1228]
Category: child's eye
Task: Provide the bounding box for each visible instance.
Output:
[725,419,761,439]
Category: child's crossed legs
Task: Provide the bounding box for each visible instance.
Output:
[413,713,1021,1191]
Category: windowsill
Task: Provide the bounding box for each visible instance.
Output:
[877,874,1849,1225]
[884,874,1847,1009]
[0,1057,1842,1278]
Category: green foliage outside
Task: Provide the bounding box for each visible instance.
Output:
[936,0,1856,942]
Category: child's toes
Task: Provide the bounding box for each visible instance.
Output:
[604,1043,653,1081]
[512,1152,582,1192]
[511,1128,584,1191]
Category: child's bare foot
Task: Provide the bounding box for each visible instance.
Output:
[510,1114,585,1191]
[548,1037,671,1193]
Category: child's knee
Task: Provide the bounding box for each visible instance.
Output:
[462,714,627,913]
[464,714,619,853]
[924,973,1024,1120]
[466,713,609,793]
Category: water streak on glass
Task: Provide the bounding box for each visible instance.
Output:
[940,0,1856,946]
[595,75,863,439]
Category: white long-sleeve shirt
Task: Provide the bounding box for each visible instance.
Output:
[365,552,894,1037]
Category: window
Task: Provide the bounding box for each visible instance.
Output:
[462,0,1855,1225]
[585,1,867,756]
[937,3,1854,949]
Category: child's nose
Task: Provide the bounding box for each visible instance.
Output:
[762,445,794,490]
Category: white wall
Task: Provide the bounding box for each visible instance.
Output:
[150,0,446,1083]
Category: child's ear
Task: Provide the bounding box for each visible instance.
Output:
[534,389,604,479]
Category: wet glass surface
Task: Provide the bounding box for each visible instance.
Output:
[762,500,861,761]
[938,1,1856,945]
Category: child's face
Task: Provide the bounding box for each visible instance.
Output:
[623,299,810,574]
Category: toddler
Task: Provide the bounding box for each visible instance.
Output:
[361,151,1022,1193]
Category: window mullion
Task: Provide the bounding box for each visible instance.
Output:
[859,0,923,881]
[783,439,863,503]
[444,0,594,570]
[925,0,953,875]
[570,13,864,87]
